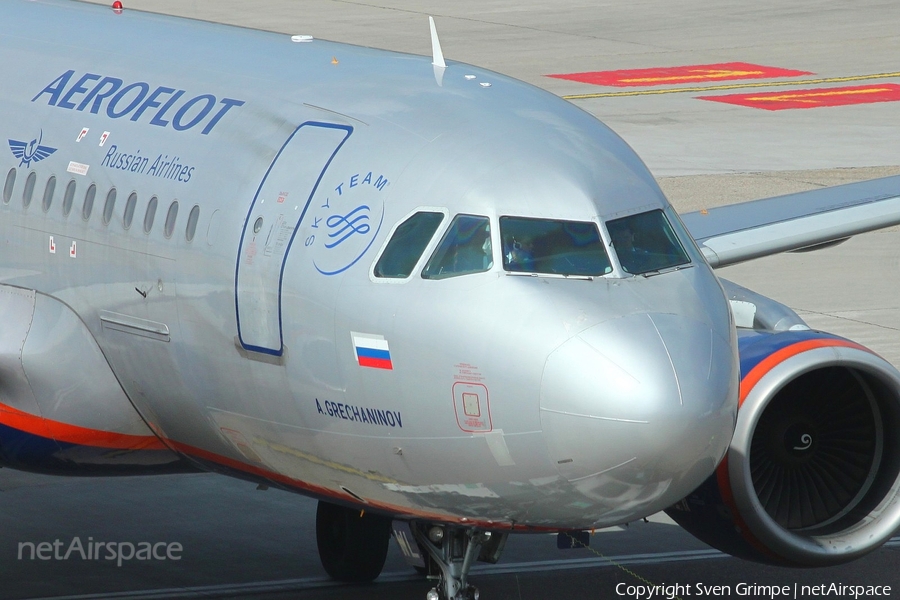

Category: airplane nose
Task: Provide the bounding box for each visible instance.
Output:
[540,312,737,520]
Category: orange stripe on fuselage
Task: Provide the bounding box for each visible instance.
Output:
[0,400,550,529]
[164,438,555,530]
[0,401,167,451]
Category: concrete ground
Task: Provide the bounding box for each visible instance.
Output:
[6,1,900,599]
[80,0,900,175]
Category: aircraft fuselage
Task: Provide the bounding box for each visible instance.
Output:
[0,0,738,530]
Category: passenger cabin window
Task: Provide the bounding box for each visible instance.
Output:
[62,180,76,217]
[164,200,179,238]
[42,176,56,212]
[422,214,493,280]
[144,196,158,233]
[22,172,36,208]
[500,217,611,276]
[3,169,16,204]
[123,192,137,229]
[374,211,444,278]
[102,188,117,225]
[607,209,690,275]
[185,205,200,242]
[82,184,96,220]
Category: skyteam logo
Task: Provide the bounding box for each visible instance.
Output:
[305,170,389,276]
[9,131,57,168]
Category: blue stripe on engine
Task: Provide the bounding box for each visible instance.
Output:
[736,329,843,378]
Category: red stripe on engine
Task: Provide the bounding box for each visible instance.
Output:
[738,338,867,406]
[714,458,779,560]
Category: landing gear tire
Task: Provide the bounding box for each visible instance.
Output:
[315,500,391,582]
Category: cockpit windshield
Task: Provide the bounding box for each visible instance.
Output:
[606,209,690,275]
[500,217,612,276]
[374,211,445,278]
[422,215,493,280]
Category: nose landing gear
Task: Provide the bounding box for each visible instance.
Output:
[411,524,507,600]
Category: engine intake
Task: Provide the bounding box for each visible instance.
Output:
[666,329,900,566]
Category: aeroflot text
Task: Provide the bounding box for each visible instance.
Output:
[32,70,245,135]
[615,583,892,599]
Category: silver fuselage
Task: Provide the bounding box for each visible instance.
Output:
[0,0,737,529]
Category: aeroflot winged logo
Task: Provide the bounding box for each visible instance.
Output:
[32,70,245,135]
[8,131,56,167]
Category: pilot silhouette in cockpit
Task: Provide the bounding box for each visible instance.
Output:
[505,237,535,271]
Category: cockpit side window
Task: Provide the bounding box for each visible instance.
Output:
[422,215,493,280]
[500,217,611,276]
[374,211,444,278]
[607,209,690,274]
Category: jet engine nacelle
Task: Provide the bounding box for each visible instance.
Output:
[666,329,900,566]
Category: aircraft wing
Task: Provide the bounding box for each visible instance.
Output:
[680,175,900,268]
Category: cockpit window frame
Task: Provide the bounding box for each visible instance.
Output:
[369,206,450,284]
[422,213,495,281]
[604,207,692,276]
[498,215,614,279]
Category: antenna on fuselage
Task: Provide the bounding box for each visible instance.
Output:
[429,16,447,86]
[429,16,446,68]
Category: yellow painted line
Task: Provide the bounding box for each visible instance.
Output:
[743,88,893,104]
[561,71,900,100]
[621,69,766,84]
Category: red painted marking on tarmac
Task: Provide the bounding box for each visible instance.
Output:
[547,62,812,87]
[699,84,900,110]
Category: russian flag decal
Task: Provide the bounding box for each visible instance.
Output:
[352,333,393,370]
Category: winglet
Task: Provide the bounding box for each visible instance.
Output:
[429,16,446,68]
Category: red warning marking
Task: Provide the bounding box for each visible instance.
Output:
[548,62,812,87]
[698,84,900,110]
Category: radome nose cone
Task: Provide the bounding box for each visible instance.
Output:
[541,313,710,419]
[540,313,736,487]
